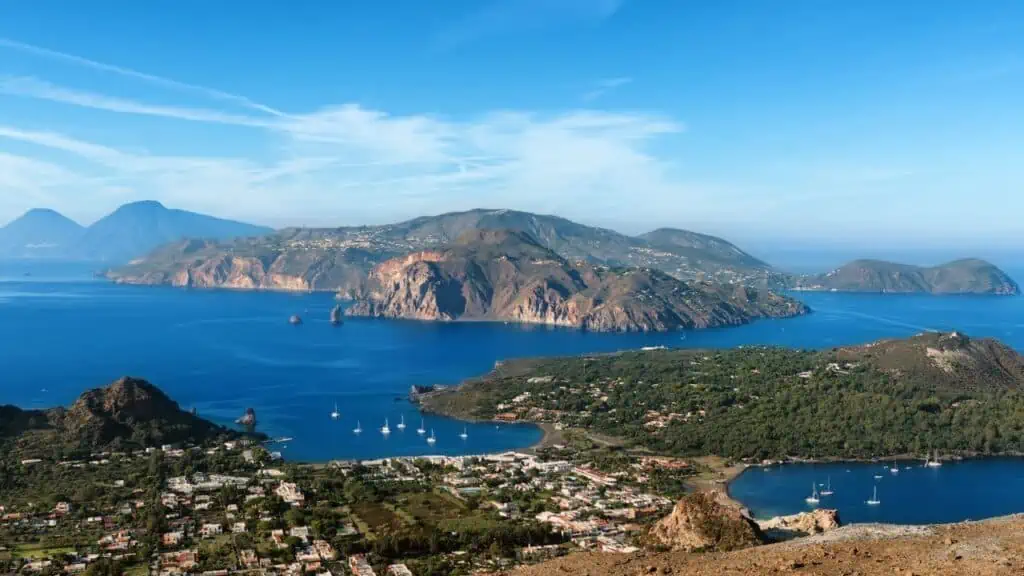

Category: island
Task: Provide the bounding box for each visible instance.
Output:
[791,258,1019,295]
[345,229,808,332]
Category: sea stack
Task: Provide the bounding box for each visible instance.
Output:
[289,314,303,325]
[330,305,343,326]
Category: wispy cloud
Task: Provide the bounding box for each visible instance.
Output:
[0,37,700,228]
[582,76,633,102]
[0,37,284,116]
[433,0,625,50]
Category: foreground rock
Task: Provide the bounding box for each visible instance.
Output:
[758,509,841,542]
[506,513,1024,576]
[649,492,764,552]
[0,378,258,457]
[346,229,807,332]
[792,258,1019,295]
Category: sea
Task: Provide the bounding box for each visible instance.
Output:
[4,261,1024,523]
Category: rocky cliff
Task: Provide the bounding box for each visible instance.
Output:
[758,509,841,542]
[346,229,808,332]
[648,492,764,552]
[0,377,254,458]
[792,258,1019,295]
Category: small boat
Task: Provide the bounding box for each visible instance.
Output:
[926,450,943,468]
[417,419,426,435]
[381,419,391,435]
[459,426,469,440]
[820,476,834,496]
[397,415,406,431]
[890,461,899,474]
[426,429,436,445]
[353,421,362,434]
[873,474,883,480]
[866,486,881,506]
[330,403,340,420]
[805,482,820,505]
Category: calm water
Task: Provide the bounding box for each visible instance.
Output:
[729,459,1024,524]
[2,262,1024,467]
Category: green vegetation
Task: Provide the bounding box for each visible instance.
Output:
[424,333,1024,460]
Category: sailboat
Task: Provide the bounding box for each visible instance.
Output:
[805,482,820,505]
[330,403,340,420]
[416,419,426,435]
[866,486,881,506]
[820,476,834,496]
[381,419,391,435]
[426,429,436,445]
[459,426,469,440]
[353,421,362,434]
[926,450,943,468]
[890,461,899,474]
[397,415,406,431]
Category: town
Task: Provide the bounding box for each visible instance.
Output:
[0,436,691,576]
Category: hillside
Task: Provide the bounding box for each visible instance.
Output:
[106,208,780,291]
[0,208,85,259]
[346,229,807,332]
[0,377,253,459]
[421,332,1024,459]
[793,258,1019,295]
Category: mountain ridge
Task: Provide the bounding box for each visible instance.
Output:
[0,201,272,263]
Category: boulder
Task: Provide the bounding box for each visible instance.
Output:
[649,492,764,552]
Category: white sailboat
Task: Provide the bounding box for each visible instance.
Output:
[330,403,340,420]
[426,429,436,445]
[397,415,406,431]
[890,461,899,474]
[381,419,391,435]
[820,476,834,496]
[459,426,469,440]
[353,421,362,434]
[805,482,820,505]
[926,450,942,468]
[416,419,426,435]
[866,486,881,506]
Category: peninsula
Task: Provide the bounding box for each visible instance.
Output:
[421,331,1024,459]
[345,229,807,332]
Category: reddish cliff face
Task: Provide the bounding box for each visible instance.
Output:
[347,230,808,332]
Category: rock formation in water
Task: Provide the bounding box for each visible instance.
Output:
[346,229,808,332]
[330,305,343,325]
[791,258,1018,295]
[648,492,764,552]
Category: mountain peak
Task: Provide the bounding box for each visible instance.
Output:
[115,200,167,213]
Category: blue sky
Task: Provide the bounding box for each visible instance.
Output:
[0,0,1022,253]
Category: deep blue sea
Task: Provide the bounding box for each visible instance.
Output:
[4,260,1024,524]
[729,459,1024,525]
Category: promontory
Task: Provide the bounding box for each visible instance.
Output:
[345,229,807,332]
[792,258,1018,295]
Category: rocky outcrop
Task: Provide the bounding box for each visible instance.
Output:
[758,509,841,542]
[649,492,764,552]
[346,229,808,332]
[0,378,255,457]
[792,258,1019,295]
[330,305,343,325]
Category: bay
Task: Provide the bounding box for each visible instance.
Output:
[2,263,1024,465]
[728,458,1024,525]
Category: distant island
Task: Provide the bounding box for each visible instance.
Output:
[0,200,271,263]
[421,331,1024,460]
[0,377,259,459]
[104,207,784,293]
[345,229,808,332]
[791,258,1019,295]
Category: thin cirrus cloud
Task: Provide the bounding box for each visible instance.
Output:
[582,77,633,102]
[0,36,694,228]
